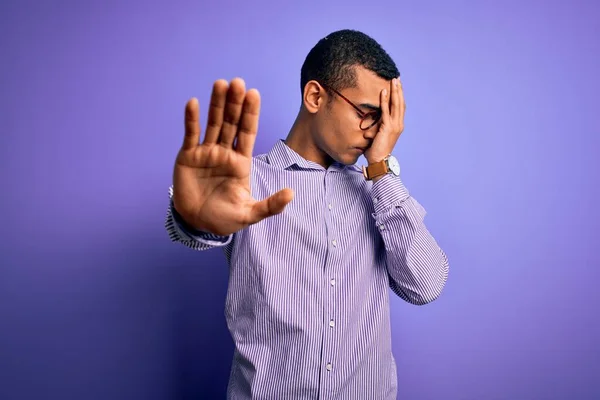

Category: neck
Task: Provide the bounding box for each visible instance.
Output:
[284,113,332,168]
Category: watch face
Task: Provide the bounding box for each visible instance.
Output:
[387,156,400,176]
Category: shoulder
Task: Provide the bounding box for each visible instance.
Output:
[253,152,269,164]
[251,152,270,172]
[249,152,278,182]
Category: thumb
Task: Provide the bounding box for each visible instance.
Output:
[247,188,294,224]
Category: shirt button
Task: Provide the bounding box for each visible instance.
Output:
[328,203,332,210]
[330,279,335,286]
[379,224,385,230]
[326,363,332,371]
[332,239,337,247]
[329,320,335,328]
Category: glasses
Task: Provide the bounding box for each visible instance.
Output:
[324,85,381,130]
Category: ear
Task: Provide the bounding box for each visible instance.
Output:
[302,80,326,114]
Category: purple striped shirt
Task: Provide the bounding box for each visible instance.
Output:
[165,139,449,399]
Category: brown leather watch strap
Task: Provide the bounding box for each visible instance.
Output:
[362,160,389,180]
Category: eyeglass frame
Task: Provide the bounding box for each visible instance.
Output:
[320,84,382,131]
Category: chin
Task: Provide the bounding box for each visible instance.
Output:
[337,153,360,166]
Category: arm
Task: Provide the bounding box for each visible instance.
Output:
[370,174,449,305]
[165,186,233,251]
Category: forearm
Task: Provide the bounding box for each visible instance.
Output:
[371,175,449,305]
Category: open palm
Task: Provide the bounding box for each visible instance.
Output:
[172,78,294,236]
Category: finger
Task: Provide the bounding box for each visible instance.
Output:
[398,78,406,120]
[219,77,246,148]
[203,79,229,144]
[182,98,200,150]
[234,88,261,158]
[379,88,390,126]
[390,78,400,119]
[247,188,294,224]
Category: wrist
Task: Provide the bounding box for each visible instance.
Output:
[171,202,204,233]
[365,153,387,164]
[362,154,400,181]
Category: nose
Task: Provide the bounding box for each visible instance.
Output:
[362,125,378,139]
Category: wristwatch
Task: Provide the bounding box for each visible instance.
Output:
[362,155,400,180]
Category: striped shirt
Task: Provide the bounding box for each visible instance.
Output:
[165,139,449,400]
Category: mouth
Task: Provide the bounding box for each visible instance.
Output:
[353,147,368,154]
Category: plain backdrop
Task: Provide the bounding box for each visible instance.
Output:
[1,1,599,399]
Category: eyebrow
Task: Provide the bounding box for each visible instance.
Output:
[359,103,381,112]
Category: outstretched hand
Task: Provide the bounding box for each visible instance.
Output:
[172,78,294,236]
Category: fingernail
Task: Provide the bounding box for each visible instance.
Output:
[383,89,388,95]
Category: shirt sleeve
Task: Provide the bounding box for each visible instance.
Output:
[165,186,233,251]
[370,174,449,305]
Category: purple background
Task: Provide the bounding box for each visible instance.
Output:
[1,1,599,399]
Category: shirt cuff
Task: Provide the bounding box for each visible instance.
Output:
[370,174,410,214]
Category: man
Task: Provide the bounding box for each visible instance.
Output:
[165,29,449,400]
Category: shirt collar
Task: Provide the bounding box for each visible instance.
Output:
[266,139,361,173]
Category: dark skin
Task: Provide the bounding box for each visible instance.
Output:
[287,66,405,171]
[172,66,405,236]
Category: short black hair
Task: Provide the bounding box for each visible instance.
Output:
[300,29,400,95]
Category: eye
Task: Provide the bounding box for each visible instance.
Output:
[364,112,378,122]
